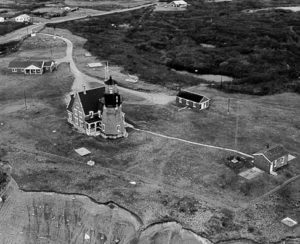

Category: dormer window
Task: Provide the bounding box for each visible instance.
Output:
[98,110,101,117]
[89,111,93,117]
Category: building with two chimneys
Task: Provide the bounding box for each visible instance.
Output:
[15,14,31,23]
[8,59,56,75]
[67,77,127,139]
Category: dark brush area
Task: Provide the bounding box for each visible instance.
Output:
[49,0,300,95]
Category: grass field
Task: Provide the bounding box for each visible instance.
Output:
[49,0,300,95]
[0,33,299,243]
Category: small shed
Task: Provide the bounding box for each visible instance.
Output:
[176,90,209,110]
[253,144,289,175]
[0,17,5,22]
[170,0,188,7]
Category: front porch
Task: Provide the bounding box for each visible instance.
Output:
[86,118,102,136]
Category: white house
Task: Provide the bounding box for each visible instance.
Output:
[170,0,188,7]
[0,17,5,23]
[15,14,31,23]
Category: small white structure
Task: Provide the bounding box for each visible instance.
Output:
[170,0,188,7]
[281,217,298,227]
[15,14,31,23]
[87,62,103,68]
[75,147,91,156]
[63,7,71,12]
[87,160,95,166]
[0,17,5,23]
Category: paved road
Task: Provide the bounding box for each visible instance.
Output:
[0,3,155,45]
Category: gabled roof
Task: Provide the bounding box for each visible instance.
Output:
[8,60,44,69]
[78,87,106,115]
[16,14,30,18]
[172,0,188,5]
[177,90,209,103]
[253,144,288,162]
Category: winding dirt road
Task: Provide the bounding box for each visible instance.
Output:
[0,4,156,45]
[40,32,175,105]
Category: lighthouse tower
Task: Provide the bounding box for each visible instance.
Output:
[101,76,127,139]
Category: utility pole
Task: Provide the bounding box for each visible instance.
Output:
[227,98,230,115]
[234,100,239,151]
[24,90,27,110]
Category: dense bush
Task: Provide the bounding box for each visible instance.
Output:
[0,172,8,190]
[49,0,300,94]
[0,22,29,36]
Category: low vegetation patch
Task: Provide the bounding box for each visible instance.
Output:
[0,22,29,36]
[49,0,300,94]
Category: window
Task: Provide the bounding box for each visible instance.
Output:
[75,117,78,125]
[79,120,83,128]
[116,125,121,132]
[89,111,93,117]
[275,157,284,167]
[185,100,189,105]
[74,109,78,116]
[12,68,17,72]
[102,124,105,132]
[68,112,72,122]
[193,102,196,108]
[36,69,41,74]
[21,69,24,72]
[78,111,82,118]
[178,97,182,103]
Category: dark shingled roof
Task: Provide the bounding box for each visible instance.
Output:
[177,90,209,103]
[8,60,44,69]
[105,76,117,86]
[67,94,75,112]
[78,87,106,115]
[254,144,288,162]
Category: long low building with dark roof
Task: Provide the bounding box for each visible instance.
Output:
[8,59,56,75]
[176,90,210,110]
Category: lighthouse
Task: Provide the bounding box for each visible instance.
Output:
[101,76,127,139]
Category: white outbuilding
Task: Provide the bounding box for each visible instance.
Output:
[15,14,31,23]
[0,17,5,22]
[170,0,188,7]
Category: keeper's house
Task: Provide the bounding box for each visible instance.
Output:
[176,90,210,110]
[253,144,289,175]
[67,77,127,139]
[8,59,56,75]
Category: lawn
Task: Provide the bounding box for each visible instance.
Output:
[0,18,299,243]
